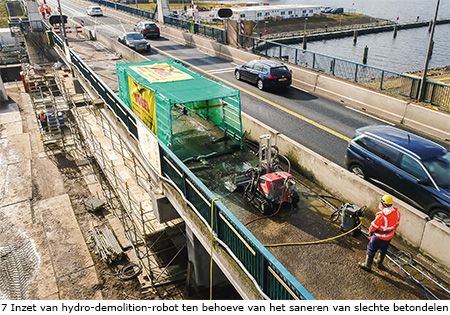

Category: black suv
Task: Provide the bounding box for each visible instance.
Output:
[134,21,160,39]
[118,32,150,52]
[345,125,450,226]
[235,59,292,90]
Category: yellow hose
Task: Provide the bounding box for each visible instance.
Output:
[210,198,220,300]
[264,218,363,247]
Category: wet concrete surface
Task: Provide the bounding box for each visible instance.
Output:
[170,107,448,300]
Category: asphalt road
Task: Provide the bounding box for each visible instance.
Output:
[48,0,392,167]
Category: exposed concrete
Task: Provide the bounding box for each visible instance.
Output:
[1,159,32,207]
[60,19,450,295]
[0,84,103,300]
[186,225,228,289]
[241,111,450,271]
[36,193,101,298]
[152,192,181,223]
[420,220,450,268]
[402,103,450,140]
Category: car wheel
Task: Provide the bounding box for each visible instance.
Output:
[429,208,450,227]
[257,79,264,90]
[349,164,365,179]
[234,70,241,81]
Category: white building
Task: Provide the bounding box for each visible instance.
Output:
[229,4,322,21]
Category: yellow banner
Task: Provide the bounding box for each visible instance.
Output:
[128,76,157,135]
[130,63,193,83]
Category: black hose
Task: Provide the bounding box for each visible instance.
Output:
[117,263,142,281]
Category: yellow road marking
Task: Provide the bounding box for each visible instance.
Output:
[151,46,351,142]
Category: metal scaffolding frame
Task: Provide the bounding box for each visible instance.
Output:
[71,98,187,299]
[23,64,76,153]
[23,65,188,298]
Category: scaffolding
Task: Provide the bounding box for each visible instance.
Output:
[71,97,187,299]
[23,63,189,298]
[23,64,75,153]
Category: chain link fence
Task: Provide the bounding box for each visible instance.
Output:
[240,35,449,109]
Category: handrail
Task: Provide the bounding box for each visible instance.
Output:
[50,29,314,299]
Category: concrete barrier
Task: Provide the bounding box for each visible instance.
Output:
[160,25,450,141]
[402,103,450,140]
[420,220,450,268]
[241,112,449,269]
[314,75,409,124]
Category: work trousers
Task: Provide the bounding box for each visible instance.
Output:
[366,235,390,257]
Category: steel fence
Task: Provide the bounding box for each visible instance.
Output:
[86,0,155,19]
[239,35,449,109]
[86,0,225,43]
[51,29,314,300]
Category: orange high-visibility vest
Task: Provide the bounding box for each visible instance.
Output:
[369,206,400,241]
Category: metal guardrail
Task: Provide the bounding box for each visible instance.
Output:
[87,0,155,19]
[239,34,450,109]
[85,0,226,43]
[51,30,313,299]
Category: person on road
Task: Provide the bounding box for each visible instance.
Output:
[38,111,48,132]
[359,194,400,272]
[45,5,51,18]
[39,5,45,19]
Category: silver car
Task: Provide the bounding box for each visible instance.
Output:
[87,6,103,17]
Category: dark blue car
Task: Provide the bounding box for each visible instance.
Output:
[234,59,292,90]
[345,125,450,226]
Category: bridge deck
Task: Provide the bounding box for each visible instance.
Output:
[64,33,448,299]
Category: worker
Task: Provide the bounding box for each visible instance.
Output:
[45,5,51,18]
[39,5,45,19]
[359,194,400,272]
[38,111,48,132]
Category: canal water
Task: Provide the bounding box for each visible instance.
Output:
[243,0,450,73]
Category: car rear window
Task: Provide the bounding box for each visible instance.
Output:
[270,66,290,76]
[145,24,158,29]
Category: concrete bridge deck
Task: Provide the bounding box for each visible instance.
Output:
[57,29,450,299]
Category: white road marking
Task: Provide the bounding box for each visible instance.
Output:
[207,67,236,74]
[345,106,395,126]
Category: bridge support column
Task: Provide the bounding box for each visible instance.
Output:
[186,225,228,293]
[156,0,170,24]
[152,193,180,223]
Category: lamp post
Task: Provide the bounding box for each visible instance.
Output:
[418,0,440,101]
[57,0,68,46]
[302,18,308,49]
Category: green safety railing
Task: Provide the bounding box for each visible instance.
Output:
[239,34,450,109]
[50,30,314,300]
